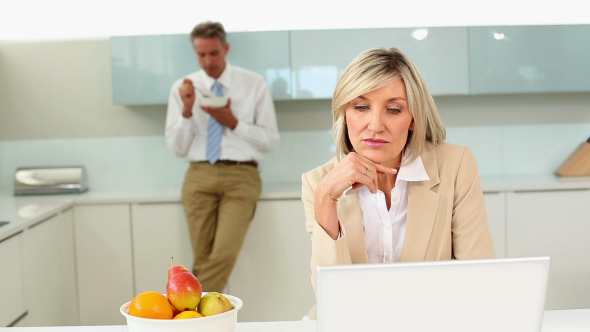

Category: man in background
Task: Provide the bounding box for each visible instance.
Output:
[165,21,280,292]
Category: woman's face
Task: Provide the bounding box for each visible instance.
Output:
[345,77,414,168]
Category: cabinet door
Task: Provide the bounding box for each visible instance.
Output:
[506,189,590,310]
[74,204,134,325]
[57,209,79,325]
[110,31,290,104]
[484,192,506,258]
[0,232,26,327]
[469,25,590,94]
[110,34,194,105]
[131,203,193,294]
[23,213,63,326]
[226,31,291,100]
[290,27,469,99]
[22,209,78,327]
[228,199,315,322]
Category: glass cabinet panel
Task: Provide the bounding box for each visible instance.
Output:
[290,27,469,99]
[110,31,290,104]
[469,25,590,94]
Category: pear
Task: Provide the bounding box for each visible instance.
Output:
[198,292,234,316]
[166,257,202,312]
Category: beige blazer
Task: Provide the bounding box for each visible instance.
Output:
[301,141,495,319]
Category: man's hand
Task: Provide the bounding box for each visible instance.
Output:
[180,79,196,118]
[200,98,238,130]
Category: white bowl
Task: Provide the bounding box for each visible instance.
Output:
[120,293,242,332]
[199,97,228,108]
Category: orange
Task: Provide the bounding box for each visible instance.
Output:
[128,291,174,319]
[173,310,203,319]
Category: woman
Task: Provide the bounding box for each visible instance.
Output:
[301,47,495,319]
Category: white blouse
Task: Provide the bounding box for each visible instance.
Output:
[357,155,430,263]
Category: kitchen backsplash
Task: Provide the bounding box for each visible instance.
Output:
[1,123,589,192]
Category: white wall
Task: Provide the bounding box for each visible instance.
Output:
[0,39,166,140]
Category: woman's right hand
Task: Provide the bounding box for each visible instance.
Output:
[314,152,396,239]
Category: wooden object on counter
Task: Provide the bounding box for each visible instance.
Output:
[555,137,590,176]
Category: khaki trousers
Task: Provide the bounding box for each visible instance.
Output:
[182,162,261,292]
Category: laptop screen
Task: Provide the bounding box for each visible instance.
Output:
[316,257,549,332]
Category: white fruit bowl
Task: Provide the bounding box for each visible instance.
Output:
[199,97,228,108]
[120,293,243,332]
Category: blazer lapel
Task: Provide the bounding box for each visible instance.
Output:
[337,189,370,263]
[401,143,441,261]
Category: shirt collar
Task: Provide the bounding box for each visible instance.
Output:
[206,62,232,92]
[343,150,429,196]
[397,150,430,182]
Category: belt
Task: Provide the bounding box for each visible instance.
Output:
[195,160,258,168]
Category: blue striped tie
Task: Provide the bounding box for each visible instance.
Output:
[206,81,223,164]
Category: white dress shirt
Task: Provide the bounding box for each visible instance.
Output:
[357,155,430,263]
[165,63,280,162]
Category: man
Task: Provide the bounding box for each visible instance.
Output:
[165,21,280,292]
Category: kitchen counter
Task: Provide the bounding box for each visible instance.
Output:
[1,308,590,332]
[2,174,590,241]
[479,174,590,192]
[0,181,301,240]
[2,175,590,327]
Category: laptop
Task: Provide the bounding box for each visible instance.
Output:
[316,256,550,332]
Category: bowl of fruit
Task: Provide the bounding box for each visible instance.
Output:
[120,258,242,332]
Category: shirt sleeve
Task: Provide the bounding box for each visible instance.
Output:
[164,80,198,159]
[232,78,280,154]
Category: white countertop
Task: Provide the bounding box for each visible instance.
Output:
[479,174,590,192]
[2,175,590,241]
[0,181,301,240]
[1,309,589,332]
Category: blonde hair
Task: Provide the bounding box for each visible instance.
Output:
[332,47,446,163]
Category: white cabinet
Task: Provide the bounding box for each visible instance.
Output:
[130,200,316,322]
[73,204,134,325]
[228,199,315,322]
[22,209,78,326]
[506,189,590,310]
[131,202,193,294]
[483,192,506,258]
[57,209,79,325]
[0,232,26,327]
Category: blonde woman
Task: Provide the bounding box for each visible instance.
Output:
[301,48,495,319]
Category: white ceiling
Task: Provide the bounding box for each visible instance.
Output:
[1,0,589,41]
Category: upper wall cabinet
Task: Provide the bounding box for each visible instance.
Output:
[110,31,290,105]
[225,31,291,100]
[110,34,194,105]
[290,27,469,99]
[111,24,590,104]
[469,25,590,94]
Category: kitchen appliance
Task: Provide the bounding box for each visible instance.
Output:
[14,166,89,195]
